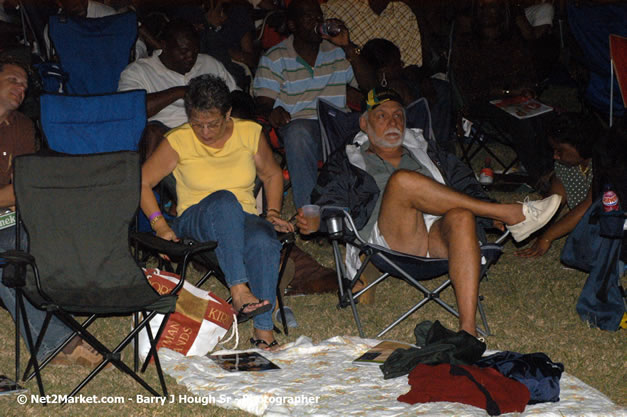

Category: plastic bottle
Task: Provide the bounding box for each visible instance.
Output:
[315,20,342,37]
[479,157,494,186]
[602,184,620,212]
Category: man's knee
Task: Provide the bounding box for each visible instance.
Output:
[442,208,476,235]
[385,169,427,194]
[279,119,320,152]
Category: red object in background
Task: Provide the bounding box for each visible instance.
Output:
[603,188,620,212]
[610,34,627,107]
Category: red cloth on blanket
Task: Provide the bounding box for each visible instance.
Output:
[398,364,530,415]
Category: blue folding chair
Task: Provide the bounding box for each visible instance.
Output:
[46,11,137,94]
[40,90,146,154]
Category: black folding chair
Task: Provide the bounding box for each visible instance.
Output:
[322,207,508,338]
[1,151,216,402]
[136,231,296,336]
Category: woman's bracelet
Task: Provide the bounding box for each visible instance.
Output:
[263,209,281,219]
[148,211,162,222]
[150,214,164,228]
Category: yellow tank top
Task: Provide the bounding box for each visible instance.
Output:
[166,118,261,216]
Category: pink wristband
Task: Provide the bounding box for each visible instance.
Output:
[148,211,162,222]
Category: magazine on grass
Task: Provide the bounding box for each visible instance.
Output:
[208,351,280,372]
[0,375,27,395]
[352,341,415,366]
[490,96,553,119]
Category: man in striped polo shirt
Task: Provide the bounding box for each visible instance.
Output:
[253,0,373,210]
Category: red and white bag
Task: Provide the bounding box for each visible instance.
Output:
[137,268,236,359]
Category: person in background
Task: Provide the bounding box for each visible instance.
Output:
[253,0,374,210]
[198,0,259,91]
[516,112,597,258]
[118,19,239,160]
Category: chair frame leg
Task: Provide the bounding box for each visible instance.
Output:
[332,240,364,337]
[46,309,169,401]
[276,240,294,336]
[336,249,495,339]
[15,289,46,402]
[23,314,98,382]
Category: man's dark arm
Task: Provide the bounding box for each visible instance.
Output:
[145,87,186,119]
[343,43,376,92]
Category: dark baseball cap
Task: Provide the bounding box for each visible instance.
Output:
[365,87,403,111]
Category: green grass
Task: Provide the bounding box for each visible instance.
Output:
[1,186,624,417]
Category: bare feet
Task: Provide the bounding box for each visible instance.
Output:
[230,283,270,315]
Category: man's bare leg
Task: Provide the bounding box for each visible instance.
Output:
[376,171,489,336]
[428,209,480,336]
[378,170,526,236]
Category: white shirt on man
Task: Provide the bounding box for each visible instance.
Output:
[118,50,239,128]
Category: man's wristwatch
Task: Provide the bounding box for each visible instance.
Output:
[344,43,361,58]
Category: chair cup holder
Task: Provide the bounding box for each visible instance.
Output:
[326,216,343,238]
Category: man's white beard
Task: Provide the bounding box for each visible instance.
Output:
[368,124,404,148]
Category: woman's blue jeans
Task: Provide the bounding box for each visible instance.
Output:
[171,190,281,331]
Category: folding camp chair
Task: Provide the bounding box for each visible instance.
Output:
[317,97,507,338]
[445,20,528,180]
[136,230,297,337]
[45,11,138,94]
[449,72,522,178]
[1,151,216,401]
[322,207,507,338]
[318,97,437,162]
[40,90,146,153]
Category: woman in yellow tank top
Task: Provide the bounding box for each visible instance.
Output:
[140,75,293,350]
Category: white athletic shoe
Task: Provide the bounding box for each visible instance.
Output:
[507,194,562,242]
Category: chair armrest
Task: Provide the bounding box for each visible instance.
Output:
[0,250,34,288]
[321,206,352,239]
[277,232,295,246]
[129,232,217,259]
[0,249,35,265]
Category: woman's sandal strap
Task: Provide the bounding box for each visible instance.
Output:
[250,337,278,349]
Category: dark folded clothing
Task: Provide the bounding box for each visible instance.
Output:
[475,351,564,404]
[380,320,486,379]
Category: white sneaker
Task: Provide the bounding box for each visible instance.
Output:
[507,194,562,242]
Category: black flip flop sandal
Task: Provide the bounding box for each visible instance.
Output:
[236,301,272,323]
[250,337,279,350]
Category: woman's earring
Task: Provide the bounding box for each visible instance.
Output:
[381,72,388,88]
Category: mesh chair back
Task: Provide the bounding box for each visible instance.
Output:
[49,11,138,95]
[317,99,361,163]
[13,152,164,314]
[40,90,146,154]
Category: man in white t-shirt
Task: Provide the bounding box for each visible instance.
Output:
[118,19,239,158]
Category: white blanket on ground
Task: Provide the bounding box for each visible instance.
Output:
[159,336,626,417]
